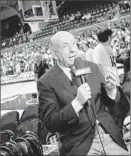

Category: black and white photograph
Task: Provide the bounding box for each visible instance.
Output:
[1,0,130,155]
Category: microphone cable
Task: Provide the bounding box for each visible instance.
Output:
[85,104,106,156]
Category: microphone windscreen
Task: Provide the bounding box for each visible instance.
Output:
[74,57,84,69]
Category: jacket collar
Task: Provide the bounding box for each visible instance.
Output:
[52,64,77,96]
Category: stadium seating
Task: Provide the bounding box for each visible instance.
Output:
[16,118,41,137]
[33,1,129,40]
[1,14,130,85]
[1,111,19,134]
[0,130,14,144]
[1,1,130,48]
[19,104,39,124]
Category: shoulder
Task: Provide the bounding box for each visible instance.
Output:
[38,66,55,86]
[93,44,100,50]
[83,59,104,79]
[83,59,98,72]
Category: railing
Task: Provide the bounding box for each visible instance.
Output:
[1,72,34,85]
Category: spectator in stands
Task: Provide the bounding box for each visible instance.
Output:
[75,11,82,22]
[7,66,14,75]
[83,43,94,62]
[82,13,91,21]
[116,49,130,84]
[20,60,26,73]
[53,26,58,34]
[16,62,21,74]
[34,53,49,82]
[92,29,119,80]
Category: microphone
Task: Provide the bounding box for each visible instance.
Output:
[74,57,91,85]
[74,57,91,106]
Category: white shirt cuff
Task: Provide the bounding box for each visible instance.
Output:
[106,86,117,100]
[71,99,83,116]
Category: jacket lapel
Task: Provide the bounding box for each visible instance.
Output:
[52,64,77,96]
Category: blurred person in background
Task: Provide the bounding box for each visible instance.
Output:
[16,61,21,74]
[53,26,58,34]
[92,29,119,83]
[116,49,130,84]
[82,43,94,62]
[34,53,49,102]
[34,53,49,82]
[20,60,26,73]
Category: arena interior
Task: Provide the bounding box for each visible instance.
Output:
[1,0,130,155]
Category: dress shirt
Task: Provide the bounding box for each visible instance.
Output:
[92,43,118,99]
[57,62,83,116]
[92,43,113,67]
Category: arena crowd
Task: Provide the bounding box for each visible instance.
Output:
[1,16,130,82]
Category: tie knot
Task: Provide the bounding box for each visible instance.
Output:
[70,67,75,77]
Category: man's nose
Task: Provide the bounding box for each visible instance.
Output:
[69,45,76,53]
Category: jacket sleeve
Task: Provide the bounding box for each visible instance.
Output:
[95,64,130,127]
[37,80,79,133]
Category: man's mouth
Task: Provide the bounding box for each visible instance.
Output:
[69,56,76,59]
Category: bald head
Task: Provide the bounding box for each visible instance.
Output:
[51,31,75,51]
[50,31,78,68]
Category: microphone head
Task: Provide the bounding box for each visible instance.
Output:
[74,57,84,69]
[74,57,91,77]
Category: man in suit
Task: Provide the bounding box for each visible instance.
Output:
[38,31,129,155]
[34,53,49,82]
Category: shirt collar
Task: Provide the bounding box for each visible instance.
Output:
[57,62,72,80]
[57,62,71,72]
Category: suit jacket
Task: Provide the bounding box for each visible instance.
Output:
[38,60,129,155]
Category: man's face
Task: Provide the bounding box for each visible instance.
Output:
[34,56,42,65]
[55,34,78,68]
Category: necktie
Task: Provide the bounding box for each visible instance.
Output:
[70,68,76,86]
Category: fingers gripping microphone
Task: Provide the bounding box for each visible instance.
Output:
[74,58,107,155]
[74,57,92,106]
[74,58,106,155]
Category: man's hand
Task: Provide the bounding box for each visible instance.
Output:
[105,67,119,99]
[74,83,91,106]
[105,67,119,91]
